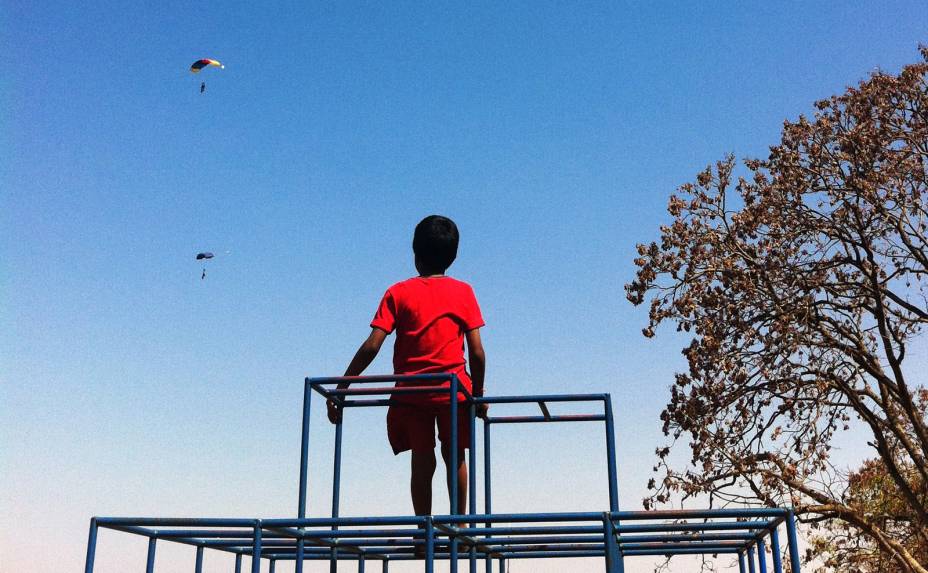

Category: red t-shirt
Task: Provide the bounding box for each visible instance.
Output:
[371,276,484,404]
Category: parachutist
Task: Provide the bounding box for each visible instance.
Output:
[195,252,213,279]
[191,59,222,93]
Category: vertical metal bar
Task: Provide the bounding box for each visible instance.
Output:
[770,528,784,573]
[358,556,364,573]
[425,517,435,573]
[450,375,459,514]
[483,420,492,508]
[757,538,768,573]
[195,546,204,573]
[747,546,756,573]
[498,558,505,573]
[331,414,344,573]
[297,379,312,573]
[296,538,305,573]
[450,376,460,573]
[235,553,243,573]
[603,513,619,573]
[84,518,98,573]
[483,418,492,573]
[469,399,477,573]
[603,395,623,572]
[298,378,312,518]
[468,400,477,515]
[382,557,389,573]
[251,525,262,573]
[269,558,276,573]
[603,395,619,512]
[739,552,746,573]
[603,513,622,573]
[146,538,157,573]
[786,511,802,573]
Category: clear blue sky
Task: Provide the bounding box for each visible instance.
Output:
[2,2,926,572]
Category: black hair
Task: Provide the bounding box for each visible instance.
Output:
[413,215,459,272]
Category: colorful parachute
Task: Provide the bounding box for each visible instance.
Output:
[191,59,223,93]
[190,59,223,73]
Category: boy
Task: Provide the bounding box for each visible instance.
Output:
[327,215,487,517]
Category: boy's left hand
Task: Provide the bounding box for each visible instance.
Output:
[326,399,342,423]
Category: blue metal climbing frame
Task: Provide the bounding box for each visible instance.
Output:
[84,374,802,573]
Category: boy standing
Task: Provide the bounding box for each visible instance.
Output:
[327,215,487,516]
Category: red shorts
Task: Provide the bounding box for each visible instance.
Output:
[386,402,471,454]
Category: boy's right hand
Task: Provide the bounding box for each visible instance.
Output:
[326,399,342,424]
[476,403,489,419]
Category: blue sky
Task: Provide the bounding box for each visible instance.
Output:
[2,2,926,572]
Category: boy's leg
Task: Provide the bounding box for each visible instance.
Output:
[440,442,467,514]
[388,404,438,516]
[410,448,436,515]
[436,404,471,514]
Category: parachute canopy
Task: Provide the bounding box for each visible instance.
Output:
[196,252,214,260]
[190,59,223,73]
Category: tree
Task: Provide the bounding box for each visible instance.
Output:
[626,48,928,573]
[809,458,926,572]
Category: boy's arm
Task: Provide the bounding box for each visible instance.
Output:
[327,328,388,423]
[466,328,488,418]
[344,328,388,377]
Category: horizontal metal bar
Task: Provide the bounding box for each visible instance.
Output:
[303,529,424,538]
[147,530,287,539]
[96,524,158,537]
[621,541,748,551]
[611,508,789,520]
[263,516,428,528]
[95,512,784,530]
[479,535,603,546]
[623,548,742,556]
[257,548,390,561]
[428,532,756,546]
[496,550,606,559]
[218,532,752,554]
[310,374,456,385]
[260,549,602,561]
[619,533,757,543]
[197,540,304,548]
[615,520,773,534]
[454,525,603,536]
[266,545,603,557]
[341,399,394,408]
[481,543,605,553]
[236,546,751,559]
[254,547,749,560]
[328,386,467,397]
[486,415,605,424]
[97,518,259,527]
[433,512,604,524]
[476,394,608,405]
[132,532,760,552]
